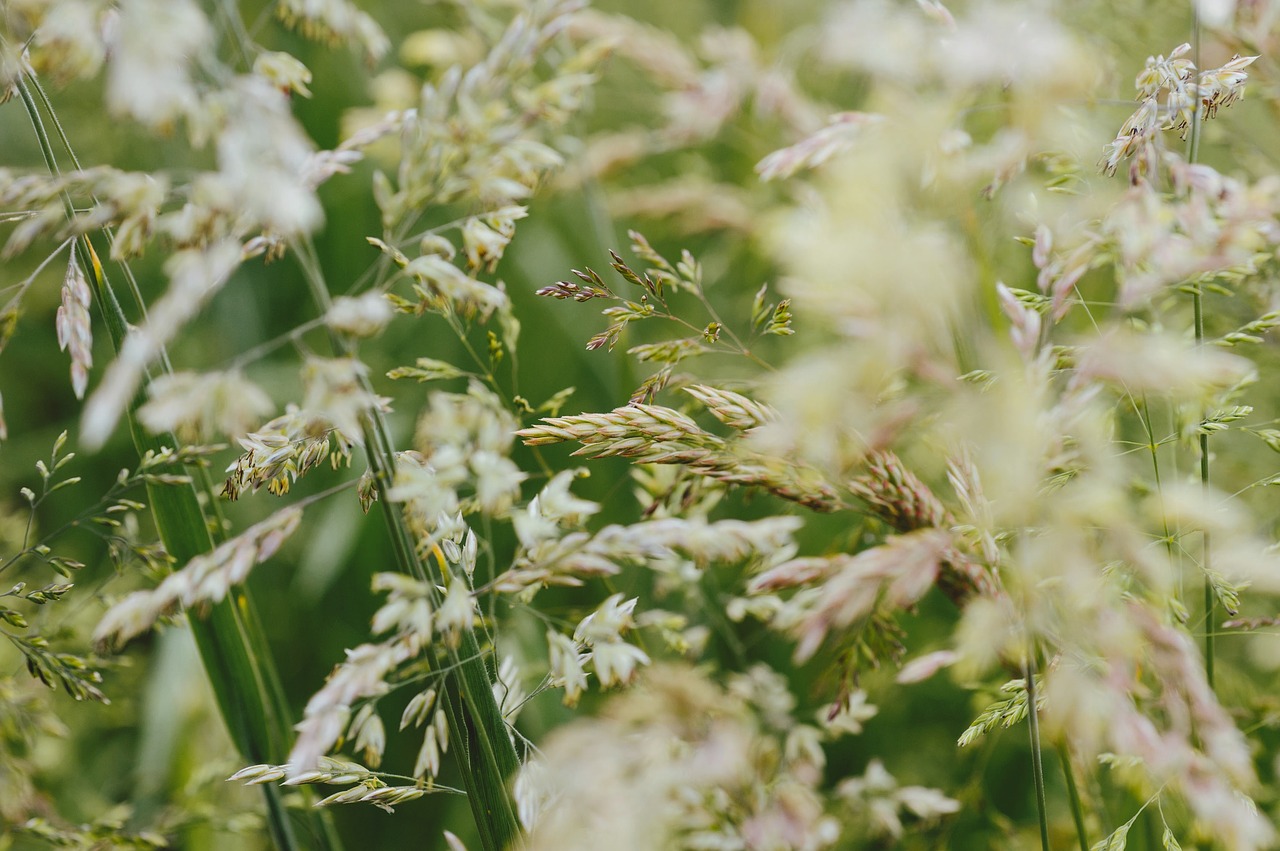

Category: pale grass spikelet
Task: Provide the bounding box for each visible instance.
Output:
[369,573,434,651]
[895,650,958,684]
[399,687,437,732]
[946,451,1000,567]
[392,382,526,529]
[518,404,840,511]
[994,282,1041,362]
[275,0,389,63]
[93,506,303,651]
[312,782,426,813]
[471,449,527,516]
[381,1,590,229]
[0,166,167,259]
[0,37,33,104]
[334,107,409,156]
[415,380,520,459]
[301,356,381,440]
[98,170,167,259]
[526,469,601,532]
[648,24,821,144]
[513,757,553,831]
[1105,45,1257,179]
[435,514,476,570]
[519,404,708,447]
[1072,328,1253,398]
[81,238,243,449]
[223,406,354,499]
[682,384,777,430]
[498,511,800,596]
[462,207,527,273]
[756,112,884,182]
[836,759,960,839]
[228,763,290,786]
[137,370,274,443]
[1032,223,1052,269]
[764,529,952,663]
[820,691,879,737]
[290,639,415,772]
[524,664,898,850]
[820,0,1079,90]
[105,0,209,128]
[400,28,483,69]
[566,10,700,92]
[767,148,969,348]
[589,640,651,691]
[546,629,589,707]
[31,0,107,83]
[55,254,92,399]
[229,756,429,814]
[605,175,755,235]
[213,77,324,236]
[325,292,394,338]
[300,147,365,190]
[848,450,1000,604]
[1033,234,1096,323]
[644,515,801,565]
[403,254,511,321]
[460,527,478,578]
[435,576,477,648]
[253,51,313,98]
[348,703,387,768]
[387,454,462,548]
[573,593,650,689]
[520,666,751,849]
[1102,164,1280,306]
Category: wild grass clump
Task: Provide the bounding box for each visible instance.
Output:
[2,1,1280,849]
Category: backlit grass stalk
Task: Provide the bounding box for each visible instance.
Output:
[1025,654,1050,851]
[1056,740,1090,851]
[16,74,341,851]
[293,236,523,851]
[1188,7,1215,692]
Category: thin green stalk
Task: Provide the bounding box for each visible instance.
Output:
[294,238,522,851]
[1056,740,1090,851]
[1025,657,1050,851]
[1189,3,1215,692]
[15,75,340,851]
[90,250,306,851]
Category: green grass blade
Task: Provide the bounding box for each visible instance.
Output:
[360,413,523,851]
[81,237,342,851]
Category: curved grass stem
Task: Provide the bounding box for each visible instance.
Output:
[1188,8,1215,692]
[1056,740,1090,851]
[1025,653,1050,851]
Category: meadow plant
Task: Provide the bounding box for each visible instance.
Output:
[4,0,1280,849]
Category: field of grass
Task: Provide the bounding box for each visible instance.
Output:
[2,1,1280,849]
